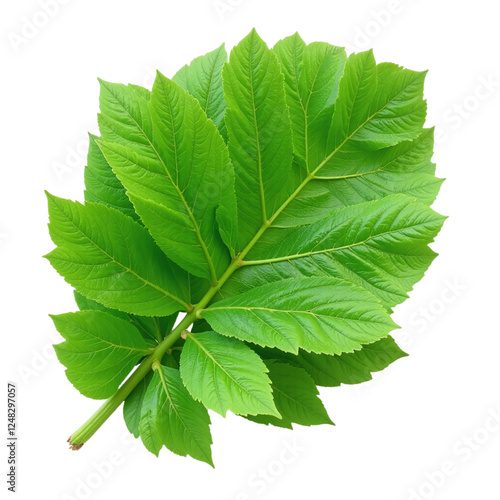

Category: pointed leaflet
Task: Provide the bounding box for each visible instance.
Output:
[97,77,237,280]
[247,361,333,429]
[326,50,426,152]
[83,134,139,221]
[223,29,294,250]
[173,44,227,138]
[51,311,149,399]
[138,365,213,465]
[202,277,397,355]
[97,81,152,153]
[255,336,408,387]
[273,34,347,168]
[45,194,190,316]
[179,331,279,417]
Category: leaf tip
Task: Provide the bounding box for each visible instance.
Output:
[97,77,109,87]
[269,406,282,419]
[400,349,410,359]
[246,27,263,44]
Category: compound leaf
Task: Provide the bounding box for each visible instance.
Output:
[46,30,445,463]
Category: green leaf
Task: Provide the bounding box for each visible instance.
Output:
[73,290,129,321]
[276,128,443,226]
[222,194,445,310]
[255,336,408,387]
[173,44,228,138]
[97,81,152,153]
[327,51,426,152]
[179,331,279,417]
[83,134,139,221]
[45,194,190,316]
[203,277,397,355]
[97,76,237,281]
[274,34,347,168]
[47,32,445,460]
[139,365,213,465]
[74,291,177,345]
[247,361,333,428]
[123,372,153,438]
[223,29,294,250]
[51,310,149,399]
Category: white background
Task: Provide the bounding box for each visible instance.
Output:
[2,1,499,499]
